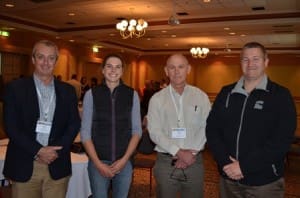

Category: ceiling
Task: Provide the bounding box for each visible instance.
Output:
[0,0,300,55]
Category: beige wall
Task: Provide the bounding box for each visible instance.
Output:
[132,54,300,97]
[2,30,299,96]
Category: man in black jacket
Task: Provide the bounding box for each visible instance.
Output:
[206,42,297,198]
[3,40,80,198]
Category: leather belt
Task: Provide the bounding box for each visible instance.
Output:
[160,152,173,157]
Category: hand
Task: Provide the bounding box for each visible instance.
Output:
[36,146,62,165]
[110,158,127,175]
[96,162,114,178]
[176,149,196,166]
[35,157,46,164]
[223,156,244,180]
[174,159,188,169]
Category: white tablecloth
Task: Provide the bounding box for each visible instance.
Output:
[67,152,91,198]
[0,139,91,198]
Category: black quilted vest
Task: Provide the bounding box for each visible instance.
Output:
[91,81,133,161]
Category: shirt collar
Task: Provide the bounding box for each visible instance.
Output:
[33,74,55,87]
[232,74,268,94]
[169,84,188,96]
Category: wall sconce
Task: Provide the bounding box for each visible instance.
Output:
[92,46,99,53]
[0,31,10,37]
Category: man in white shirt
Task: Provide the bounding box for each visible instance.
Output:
[147,53,211,198]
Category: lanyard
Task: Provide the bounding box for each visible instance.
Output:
[169,86,183,127]
[36,87,55,121]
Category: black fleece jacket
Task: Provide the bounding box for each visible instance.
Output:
[206,78,296,186]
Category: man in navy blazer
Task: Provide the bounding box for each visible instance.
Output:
[3,40,81,198]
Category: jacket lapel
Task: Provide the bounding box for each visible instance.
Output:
[28,77,40,122]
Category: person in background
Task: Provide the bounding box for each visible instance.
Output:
[153,80,161,93]
[160,77,169,89]
[206,42,297,198]
[56,75,62,81]
[0,75,4,102]
[147,53,211,197]
[80,76,90,101]
[67,74,81,100]
[80,53,142,198]
[90,77,98,88]
[140,79,155,120]
[3,40,80,198]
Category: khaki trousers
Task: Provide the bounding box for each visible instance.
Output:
[220,177,285,198]
[154,152,204,198]
[12,161,70,198]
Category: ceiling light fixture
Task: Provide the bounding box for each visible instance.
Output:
[190,47,210,58]
[5,3,14,8]
[116,18,148,39]
[168,0,180,25]
[224,44,232,53]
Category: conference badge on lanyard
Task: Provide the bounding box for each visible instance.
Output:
[36,120,52,134]
[171,127,186,139]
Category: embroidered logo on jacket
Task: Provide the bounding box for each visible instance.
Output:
[254,100,264,110]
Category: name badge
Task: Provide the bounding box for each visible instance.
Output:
[171,128,186,139]
[36,120,52,134]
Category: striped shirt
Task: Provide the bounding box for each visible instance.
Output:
[33,74,56,146]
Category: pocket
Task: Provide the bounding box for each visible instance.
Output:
[186,104,201,126]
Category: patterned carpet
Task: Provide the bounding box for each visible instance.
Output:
[129,150,300,198]
[0,150,298,198]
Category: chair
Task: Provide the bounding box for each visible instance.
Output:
[133,151,156,197]
[132,122,156,196]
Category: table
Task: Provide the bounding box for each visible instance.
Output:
[0,139,92,198]
[67,152,91,198]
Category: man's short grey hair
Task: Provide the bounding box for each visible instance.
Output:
[32,40,59,59]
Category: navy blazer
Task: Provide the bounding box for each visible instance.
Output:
[3,76,81,182]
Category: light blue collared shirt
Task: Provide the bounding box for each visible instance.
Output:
[33,74,56,146]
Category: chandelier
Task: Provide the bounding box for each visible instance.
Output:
[116,19,148,39]
[190,47,210,58]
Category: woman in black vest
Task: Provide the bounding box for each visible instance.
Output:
[80,54,142,198]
